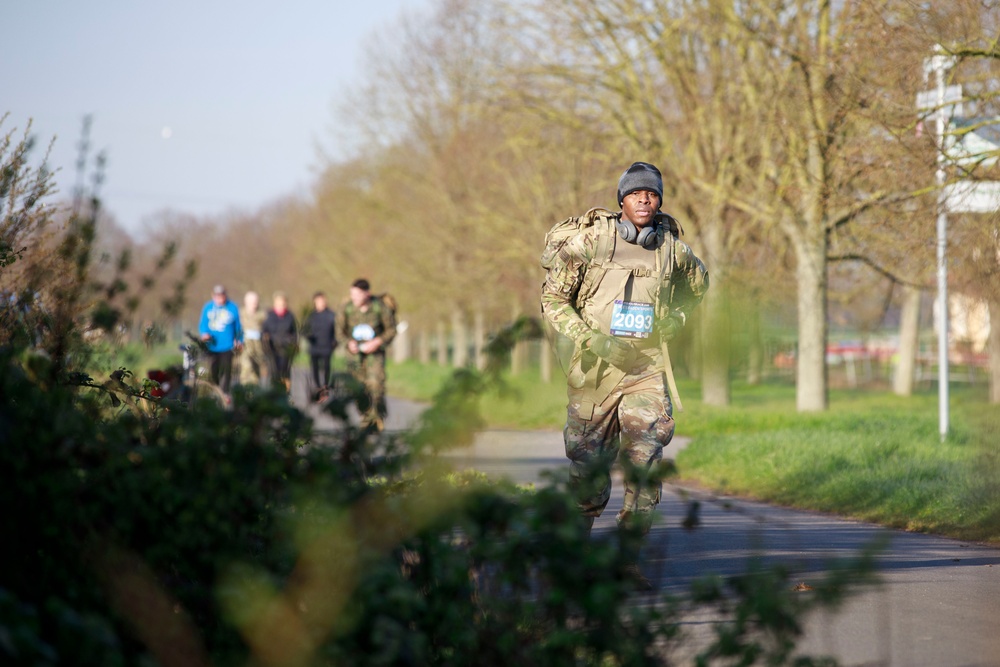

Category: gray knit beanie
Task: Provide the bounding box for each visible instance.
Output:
[617,162,663,208]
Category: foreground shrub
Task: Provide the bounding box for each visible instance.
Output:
[0,342,882,667]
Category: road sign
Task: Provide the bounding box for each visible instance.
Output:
[916,84,963,117]
[944,181,1000,213]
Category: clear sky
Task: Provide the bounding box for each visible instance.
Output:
[3,0,427,236]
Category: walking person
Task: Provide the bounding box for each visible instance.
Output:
[304,291,337,401]
[540,162,709,589]
[338,279,396,432]
[198,284,243,393]
[238,290,268,387]
[262,291,298,394]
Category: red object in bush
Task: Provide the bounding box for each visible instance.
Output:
[147,369,171,398]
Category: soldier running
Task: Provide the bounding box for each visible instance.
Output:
[540,162,709,589]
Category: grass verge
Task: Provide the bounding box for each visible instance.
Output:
[387,361,1000,543]
[675,382,1000,543]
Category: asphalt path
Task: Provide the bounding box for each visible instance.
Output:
[293,373,1000,667]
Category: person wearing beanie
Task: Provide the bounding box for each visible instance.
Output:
[540,161,709,591]
[616,161,664,207]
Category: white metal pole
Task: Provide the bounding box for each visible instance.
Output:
[933,53,950,441]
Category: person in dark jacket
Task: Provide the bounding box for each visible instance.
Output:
[262,291,298,393]
[304,291,337,400]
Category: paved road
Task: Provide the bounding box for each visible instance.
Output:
[293,377,1000,666]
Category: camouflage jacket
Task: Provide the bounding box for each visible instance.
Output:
[240,308,267,344]
[540,208,709,351]
[338,296,397,353]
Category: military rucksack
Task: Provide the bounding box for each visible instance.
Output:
[344,293,398,319]
[540,207,682,374]
[540,207,681,273]
[376,293,398,320]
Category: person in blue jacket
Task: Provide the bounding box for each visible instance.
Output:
[198,284,243,392]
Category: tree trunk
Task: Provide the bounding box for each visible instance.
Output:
[452,310,468,368]
[698,210,731,405]
[540,336,553,383]
[700,284,731,406]
[436,320,448,365]
[793,233,829,412]
[393,322,411,363]
[687,322,702,382]
[989,297,1000,404]
[510,303,525,375]
[746,304,763,385]
[893,284,921,397]
[418,328,431,364]
[473,310,486,370]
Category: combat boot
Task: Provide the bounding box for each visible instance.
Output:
[617,509,654,592]
[622,562,653,591]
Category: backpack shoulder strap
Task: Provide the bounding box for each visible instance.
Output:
[541,206,618,271]
[656,211,682,238]
[655,212,683,318]
[586,207,617,268]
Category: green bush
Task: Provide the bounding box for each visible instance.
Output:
[1,339,882,667]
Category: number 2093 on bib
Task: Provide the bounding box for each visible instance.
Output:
[610,300,654,339]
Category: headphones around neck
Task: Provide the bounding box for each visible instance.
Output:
[616,216,658,248]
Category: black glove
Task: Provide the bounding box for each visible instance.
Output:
[587,332,637,369]
[657,312,686,342]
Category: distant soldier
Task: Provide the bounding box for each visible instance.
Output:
[304,291,338,400]
[338,278,396,432]
[239,290,268,386]
[262,291,298,394]
[540,162,708,590]
[198,284,243,393]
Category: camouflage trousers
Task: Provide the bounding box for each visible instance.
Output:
[564,355,674,522]
[346,351,388,431]
[238,340,268,386]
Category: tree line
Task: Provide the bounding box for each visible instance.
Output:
[7,0,1000,409]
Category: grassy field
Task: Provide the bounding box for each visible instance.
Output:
[674,382,1000,543]
[386,360,1000,543]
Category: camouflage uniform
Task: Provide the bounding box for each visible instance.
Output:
[239,307,268,386]
[541,208,708,527]
[339,297,397,431]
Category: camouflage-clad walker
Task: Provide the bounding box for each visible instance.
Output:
[239,291,268,386]
[540,162,708,588]
[339,278,396,432]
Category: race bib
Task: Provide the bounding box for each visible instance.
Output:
[352,323,376,342]
[245,330,261,341]
[610,300,654,339]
